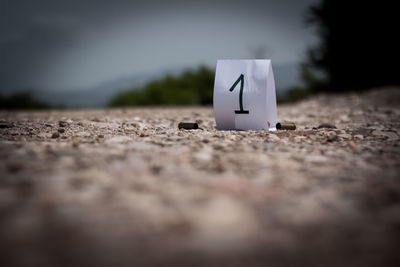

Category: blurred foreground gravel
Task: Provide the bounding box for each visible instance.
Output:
[0,88,399,267]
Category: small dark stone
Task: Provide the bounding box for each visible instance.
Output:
[0,123,12,128]
[7,162,22,173]
[98,134,104,138]
[150,165,163,174]
[59,121,68,127]
[58,128,65,133]
[327,135,338,142]
[51,132,60,138]
[318,123,337,129]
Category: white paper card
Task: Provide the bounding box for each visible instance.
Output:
[213,59,278,130]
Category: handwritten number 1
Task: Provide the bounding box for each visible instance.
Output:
[229,74,249,114]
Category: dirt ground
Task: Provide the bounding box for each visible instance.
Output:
[1,88,399,267]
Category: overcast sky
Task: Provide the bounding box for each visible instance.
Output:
[0,0,319,92]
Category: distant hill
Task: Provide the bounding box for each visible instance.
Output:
[0,92,50,110]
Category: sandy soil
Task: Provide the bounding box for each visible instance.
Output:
[0,88,399,267]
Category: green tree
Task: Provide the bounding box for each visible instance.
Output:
[0,92,50,110]
[302,0,399,92]
[109,66,215,107]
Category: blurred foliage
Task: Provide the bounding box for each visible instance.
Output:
[109,66,214,106]
[0,92,51,110]
[277,87,310,103]
[284,0,398,101]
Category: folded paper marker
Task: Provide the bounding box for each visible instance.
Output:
[213,59,278,130]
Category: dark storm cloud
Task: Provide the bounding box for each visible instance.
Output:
[1,0,147,89]
[0,0,318,92]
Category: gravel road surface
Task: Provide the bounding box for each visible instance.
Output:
[1,88,399,267]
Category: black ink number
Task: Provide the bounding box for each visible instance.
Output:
[229,74,249,114]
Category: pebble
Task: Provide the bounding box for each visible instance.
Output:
[75,132,91,137]
[0,122,13,128]
[58,128,65,133]
[267,134,280,142]
[338,133,351,139]
[59,121,69,127]
[294,136,306,142]
[51,132,60,138]
[372,130,384,136]
[309,135,318,141]
[318,123,337,129]
[352,128,372,135]
[324,130,337,137]
[384,132,399,140]
[372,130,399,140]
[327,135,338,142]
[354,134,364,140]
